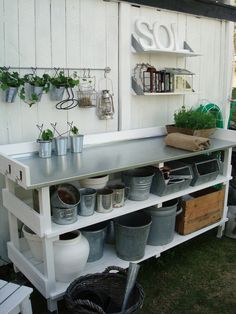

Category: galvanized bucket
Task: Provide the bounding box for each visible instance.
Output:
[51,184,80,225]
[123,166,155,201]
[145,199,181,246]
[5,87,18,103]
[50,86,65,101]
[70,135,84,153]
[78,188,97,216]
[114,212,152,261]
[81,222,107,262]
[38,140,52,158]
[54,136,68,156]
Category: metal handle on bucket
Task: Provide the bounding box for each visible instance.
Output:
[176,208,182,216]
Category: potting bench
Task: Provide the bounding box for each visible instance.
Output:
[0,126,235,313]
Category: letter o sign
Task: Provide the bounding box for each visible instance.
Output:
[153,22,174,51]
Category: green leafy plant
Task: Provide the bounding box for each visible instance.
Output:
[0,69,24,90]
[24,73,51,105]
[50,71,79,88]
[174,106,216,130]
[40,129,54,141]
[71,126,79,135]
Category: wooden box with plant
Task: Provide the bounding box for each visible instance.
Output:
[24,73,50,106]
[166,106,216,138]
[0,68,25,103]
[68,122,84,153]
[37,128,54,158]
[50,71,80,101]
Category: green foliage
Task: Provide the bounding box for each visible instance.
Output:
[174,106,216,130]
[0,69,24,90]
[71,126,79,135]
[50,71,79,88]
[24,73,50,92]
[41,129,54,141]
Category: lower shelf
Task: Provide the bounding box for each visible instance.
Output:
[7,218,227,301]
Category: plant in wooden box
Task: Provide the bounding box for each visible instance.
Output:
[37,126,54,158]
[50,71,80,101]
[68,122,84,153]
[0,69,25,103]
[24,73,50,106]
[166,106,216,138]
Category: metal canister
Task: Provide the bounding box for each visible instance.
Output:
[51,184,80,225]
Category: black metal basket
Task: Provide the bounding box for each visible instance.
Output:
[64,266,144,314]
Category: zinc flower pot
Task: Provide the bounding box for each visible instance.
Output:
[5,86,18,103]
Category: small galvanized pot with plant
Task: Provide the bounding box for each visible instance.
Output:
[37,126,54,158]
[50,70,79,101]
[68,122,84,153]
[24,73,50,106]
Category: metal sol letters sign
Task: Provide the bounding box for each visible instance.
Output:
[133,18,191,53]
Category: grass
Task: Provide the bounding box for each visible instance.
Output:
[138,230,236,314]
[1,229,235,313]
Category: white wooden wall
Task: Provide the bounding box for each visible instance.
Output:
[119,3,234,129]
[0,0,119,145]
[0,0,234,263]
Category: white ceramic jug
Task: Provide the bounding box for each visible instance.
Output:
[54,230,89,282]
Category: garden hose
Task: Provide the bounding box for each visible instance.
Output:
[196,103,224,129]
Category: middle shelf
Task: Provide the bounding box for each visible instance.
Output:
[3,175,230,238]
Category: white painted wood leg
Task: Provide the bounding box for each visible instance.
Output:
[217,223,225,239]
[47,299,58,313]
[19,297,33,314]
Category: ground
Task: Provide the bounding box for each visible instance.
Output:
[0,229,235,314]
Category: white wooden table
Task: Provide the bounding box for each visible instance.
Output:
[0,279,33,314]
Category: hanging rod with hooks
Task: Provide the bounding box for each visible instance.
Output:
[0,66,111,73]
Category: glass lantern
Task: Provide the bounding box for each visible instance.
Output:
[96,90,115,120]
[96,69,115,120]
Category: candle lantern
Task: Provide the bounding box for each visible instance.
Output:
[143,66,157,93]
[165,68,194,93]
[96,68,115,120]
[97,89,115,120]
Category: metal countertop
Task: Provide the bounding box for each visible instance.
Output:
[13,136,236,189]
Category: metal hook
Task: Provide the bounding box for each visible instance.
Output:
[31,67,37,76]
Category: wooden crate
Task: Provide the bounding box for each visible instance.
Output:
[176,187,225,235]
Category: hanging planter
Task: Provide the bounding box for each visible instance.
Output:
[0,68,24,103]
[50,71,77,101]
[24,73,50,106]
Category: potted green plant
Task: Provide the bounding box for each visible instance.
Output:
[0,69,24,103]
[37,128,54,158]
[166,106,216,138]
[70,125,84,153]
[24,73,50,105]
[50,71,79,101]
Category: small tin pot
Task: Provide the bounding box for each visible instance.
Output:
[38,140,52,158]
[78,188,97,216]
[70,135,84,153]
[96,188,113,213]
[54,136,68,156]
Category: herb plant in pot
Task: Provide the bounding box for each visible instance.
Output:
[70,125,84,153]
[166,106,216,138]
[50,71,79,101]
[0,69,24,103]
[24,73,50,105]
[38,128,54,158]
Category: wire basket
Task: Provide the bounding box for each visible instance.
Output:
[64,266,144,314]
[77,89,97,108]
